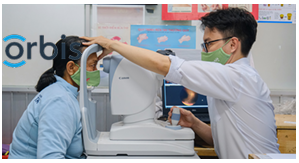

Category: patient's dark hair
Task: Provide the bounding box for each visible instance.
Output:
[200,7,257,56]
[35,36,88,92]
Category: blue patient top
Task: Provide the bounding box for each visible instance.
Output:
[9,75,85,159]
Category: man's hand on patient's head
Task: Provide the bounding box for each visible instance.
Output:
[80,36,114,60]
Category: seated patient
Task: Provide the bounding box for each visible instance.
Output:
[9,36,100,159]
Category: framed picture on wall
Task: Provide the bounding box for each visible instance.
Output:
[95,5,145,25]
[228,4,259,20]
[162,4,228,20]
[167,4,193,13]
[162,4,259,20]
[90,5,145,70]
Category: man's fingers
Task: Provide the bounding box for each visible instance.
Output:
[168,112,172,119]
[82,41,94,46]
[97,55,102,61]
[179,108,188,115]
[170,106,177,112]
[97,50,110,60]
[80,36,94,41]
[178,121,183,126]
[168,116,172,125]
[168,108,173,124]
[179,108,192,119]
[98,54,106,61]
[177,107,189,117]
[98,51,107,60]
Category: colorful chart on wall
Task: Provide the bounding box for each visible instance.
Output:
[97,23,130,56]
[162,4,259,20]
[130,25,196,52]
[258,4,296,23]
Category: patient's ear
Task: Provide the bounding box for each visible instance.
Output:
[65,61,79,76]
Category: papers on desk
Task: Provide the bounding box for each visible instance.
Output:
[255,153,296,159]
[284,121,296,124]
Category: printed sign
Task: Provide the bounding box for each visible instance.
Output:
[258,4,296,23]
[130,25,196,52]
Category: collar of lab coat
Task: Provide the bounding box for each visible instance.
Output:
[230,57,250,66]
[54,75,79,98]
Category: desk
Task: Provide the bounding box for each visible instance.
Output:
[194,146,217,157]
[194,114,296,157]
[275,114,296,153]
[194,131,217,158]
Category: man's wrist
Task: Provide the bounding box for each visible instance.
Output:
[109,40,120,51]
[191,115,201,129]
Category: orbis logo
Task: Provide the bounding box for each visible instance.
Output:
[3,34,82,68]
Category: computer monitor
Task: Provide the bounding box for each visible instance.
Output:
[162,80,210,123]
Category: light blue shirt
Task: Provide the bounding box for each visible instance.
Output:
[9,75,86,159]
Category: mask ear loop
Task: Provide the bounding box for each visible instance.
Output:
[74,63,80,68]
[223,38,234,64]
[71,62,81,77]
[221,38,232,48]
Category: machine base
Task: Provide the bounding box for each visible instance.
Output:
[87,155,200,159]
[110,120,194,140]
[85,132,196,156]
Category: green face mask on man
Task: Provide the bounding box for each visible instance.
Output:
[201,38,232,65]
[71,63,100,87]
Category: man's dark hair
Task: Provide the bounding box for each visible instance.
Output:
[200,7,257,56]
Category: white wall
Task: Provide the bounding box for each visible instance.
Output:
[2,4,84,86]
[251,23,296,91]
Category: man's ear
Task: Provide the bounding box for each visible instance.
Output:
[65,61,77,76]
[230,37,239,53]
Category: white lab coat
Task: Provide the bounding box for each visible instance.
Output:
[155,50,255,119]
[164,55,280,159]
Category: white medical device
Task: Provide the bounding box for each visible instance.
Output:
[79,44,198,158]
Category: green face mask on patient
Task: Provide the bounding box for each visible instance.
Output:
[71,63,100,87]
[201,38,232,65]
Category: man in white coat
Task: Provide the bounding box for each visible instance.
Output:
[81,7,280,159]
